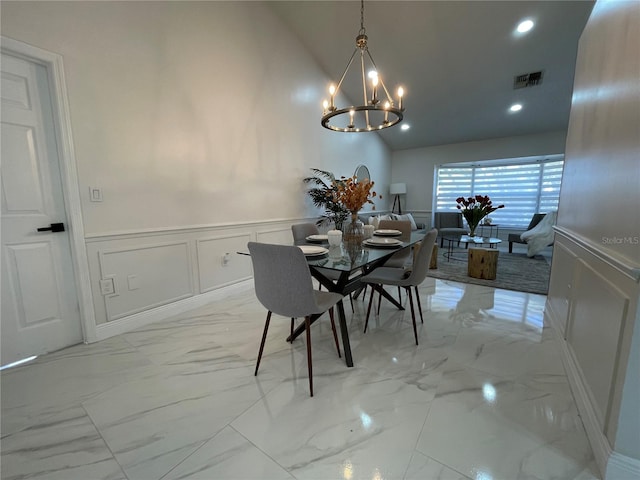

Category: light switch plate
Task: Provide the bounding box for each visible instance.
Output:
[89,187,103,202]
[99,278,115,295]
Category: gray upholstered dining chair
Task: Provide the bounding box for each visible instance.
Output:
[377,219,413,269]
[376,219,413,302]
[248,242,343,397]
[291,223,319,245]
[360,228,438,345]
[291,223,358,310]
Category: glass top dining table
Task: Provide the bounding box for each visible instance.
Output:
[289,231,426,367]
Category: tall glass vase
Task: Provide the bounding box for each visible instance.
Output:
[343,213,364,248]
[464,212,485,237]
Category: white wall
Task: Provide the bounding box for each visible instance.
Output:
[545,1,640,477]
[391,130,566,219]
[1,1,390,236]
[1,1,391,331]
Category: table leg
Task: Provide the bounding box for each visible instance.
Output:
[335,300,353,367]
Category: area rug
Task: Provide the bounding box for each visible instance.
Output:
[427,249,551,295]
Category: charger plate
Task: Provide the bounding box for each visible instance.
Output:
[374,229,402,236]
[363,238,402,248]
[298,245,329,256]
[306,234,328,242]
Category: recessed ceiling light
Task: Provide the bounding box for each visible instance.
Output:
[509,103,523,112]
[401,124,410,131]
[516,19,535,33]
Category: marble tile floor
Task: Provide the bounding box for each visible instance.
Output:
[1,278,600,480]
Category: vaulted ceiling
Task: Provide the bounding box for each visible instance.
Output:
[270,1,594,151]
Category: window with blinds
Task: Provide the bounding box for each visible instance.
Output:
[435,157,564,229]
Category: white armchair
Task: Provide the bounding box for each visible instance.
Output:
[520,211,557,257]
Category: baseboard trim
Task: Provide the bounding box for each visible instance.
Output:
[606,451,640,480]
[94,279,253,341]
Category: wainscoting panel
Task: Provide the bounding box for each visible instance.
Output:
[545,229,640,477]
[547,242,578,337]
[567,259,629,429]
[197,233,253,293]
[256,227,291,245]
[85,218,316,329]
[99,241,194,321]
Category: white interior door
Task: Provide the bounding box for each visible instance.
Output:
[1,52,83,366]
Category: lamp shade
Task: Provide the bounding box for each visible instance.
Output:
[389,183,407,195]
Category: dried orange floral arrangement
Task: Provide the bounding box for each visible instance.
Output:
[331,175,380,213]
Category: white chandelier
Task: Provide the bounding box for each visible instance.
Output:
[321,0,405,132]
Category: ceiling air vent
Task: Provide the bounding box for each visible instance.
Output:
[513,71,544,89]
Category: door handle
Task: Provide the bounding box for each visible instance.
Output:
[37,222,65,233]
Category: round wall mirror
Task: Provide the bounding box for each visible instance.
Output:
[354,164,370,183]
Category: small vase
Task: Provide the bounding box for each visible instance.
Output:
[343,213,364,247]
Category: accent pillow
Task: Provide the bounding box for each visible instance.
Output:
[392,213,418,230]
[368,214,393,229]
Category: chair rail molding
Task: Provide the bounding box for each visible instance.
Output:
[84,216,322,242]
[554,226,640,282]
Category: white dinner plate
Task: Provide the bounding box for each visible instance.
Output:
[363,237,402,248]
[306,234,328,242]
[373,229,402,236]
[298,245,329,256]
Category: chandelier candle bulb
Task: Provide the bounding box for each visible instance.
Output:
[371,75,378,105]
[329,85,336,110]
[398,87,404,110]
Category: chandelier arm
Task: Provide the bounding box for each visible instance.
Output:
[359,49,371,128]
[334,48,359,94]
[365,49,394,103]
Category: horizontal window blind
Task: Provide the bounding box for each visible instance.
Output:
[435,158,564,229]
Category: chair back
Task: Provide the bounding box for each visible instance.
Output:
[527,213,546,231]
[378,219,412,241]
[248,242,318,318]
[434,212,463,229]
[406,228,438,285]
[292,223,319,245]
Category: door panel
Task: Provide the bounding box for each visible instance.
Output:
[1,52,83,365]
[2,124,45,212]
